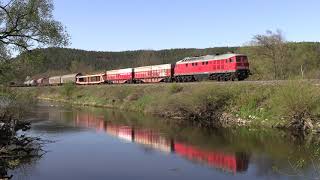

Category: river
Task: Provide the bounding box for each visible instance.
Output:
[8,102,320,180]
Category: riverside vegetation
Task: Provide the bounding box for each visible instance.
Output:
[0,88,45,179]
[16,80,320,133]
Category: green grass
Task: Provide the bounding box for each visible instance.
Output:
[15,81,320,130]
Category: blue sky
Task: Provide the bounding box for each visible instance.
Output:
[53,0,320,51]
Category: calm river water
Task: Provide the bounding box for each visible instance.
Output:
[9,102,320,180]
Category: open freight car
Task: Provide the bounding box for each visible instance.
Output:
[76,73,107,85]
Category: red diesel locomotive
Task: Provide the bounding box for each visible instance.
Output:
[175,53,250,81]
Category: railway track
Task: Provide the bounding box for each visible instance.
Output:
[12,79,320,88]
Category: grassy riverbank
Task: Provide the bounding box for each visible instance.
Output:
[15,81,320,131]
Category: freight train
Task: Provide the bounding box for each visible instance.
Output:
[23,53,250,86]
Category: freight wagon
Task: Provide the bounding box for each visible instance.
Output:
[134,64,174,83]
[36,77,49,86]
[76,73,106,85]
[106,68,134,84]
[61,73,82,84]
[49,76,61,85]
[23,79,37,86]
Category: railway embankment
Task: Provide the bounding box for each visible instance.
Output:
[15,81,320,133]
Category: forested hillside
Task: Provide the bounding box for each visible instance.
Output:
[6,41,320,82]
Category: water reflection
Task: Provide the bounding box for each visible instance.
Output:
[17,102,320,180]
[66,109,250,174]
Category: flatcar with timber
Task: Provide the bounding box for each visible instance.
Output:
[134,64,174,83]
[174,53,250,82]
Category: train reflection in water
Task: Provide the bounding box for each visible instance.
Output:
[70,110,249,174]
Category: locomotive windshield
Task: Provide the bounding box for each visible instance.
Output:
[236,56,248,62]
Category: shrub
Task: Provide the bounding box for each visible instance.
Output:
[232,85,273,120]
[60,83,76,98]
[269,81,320,131]
[169,84,183,94]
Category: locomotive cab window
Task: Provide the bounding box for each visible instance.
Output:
[185,64,188,67]
[206,61,208,65]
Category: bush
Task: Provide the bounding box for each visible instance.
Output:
[269,81,320,130]
[168,84,183,94]
[60,83,76,98]
[156,85,233,127]
[232,85,273,120]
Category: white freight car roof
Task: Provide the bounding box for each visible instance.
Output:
[49,76,61,79]
[61,73,81,78]
[135,64,171,72]
[107,68,133,74]
[77,73,105,78]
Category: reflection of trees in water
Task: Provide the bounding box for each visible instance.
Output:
[250,134,320,180]
[251,154,281,178]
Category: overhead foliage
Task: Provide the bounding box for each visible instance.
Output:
[0,0,69,59]
[0,0,69,83]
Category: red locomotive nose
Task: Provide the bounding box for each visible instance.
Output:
[236,56,249,69]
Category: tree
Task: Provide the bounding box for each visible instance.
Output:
[0,0,69,83]
[0,0,69,57]
[251,30,288,79]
